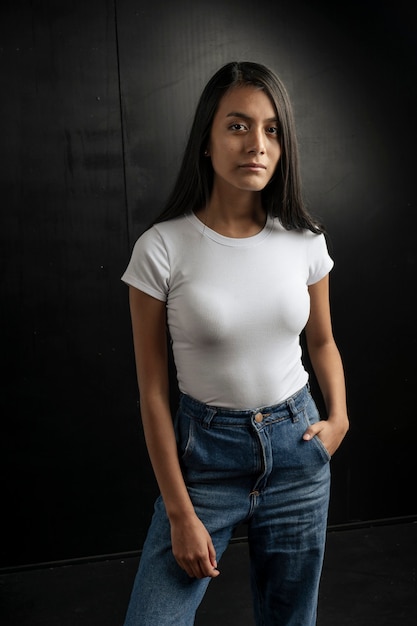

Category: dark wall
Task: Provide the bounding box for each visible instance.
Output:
[1,0,416,568]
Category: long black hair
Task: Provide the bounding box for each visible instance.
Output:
[153,61,323,234]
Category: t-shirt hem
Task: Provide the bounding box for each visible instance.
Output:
[307,258,334,286]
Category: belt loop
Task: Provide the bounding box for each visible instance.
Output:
[201,406,217,429]
[287,397,299,423]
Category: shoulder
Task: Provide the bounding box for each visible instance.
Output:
[268,218,333,280]
[269,217,321,243]
[132,214,190,253]
[152,213,191,237]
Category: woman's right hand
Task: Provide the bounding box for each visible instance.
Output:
[170,513,220,579]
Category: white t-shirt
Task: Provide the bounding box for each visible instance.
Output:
[122,212,334,409]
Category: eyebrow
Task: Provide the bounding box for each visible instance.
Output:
[226,111,279,123]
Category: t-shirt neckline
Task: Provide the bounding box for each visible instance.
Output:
[185,211,274,247]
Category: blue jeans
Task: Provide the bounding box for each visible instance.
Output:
[123,384,331,626]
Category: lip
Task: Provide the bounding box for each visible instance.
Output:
[239,163,267,170]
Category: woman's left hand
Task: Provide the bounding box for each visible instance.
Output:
[303,416,349,457]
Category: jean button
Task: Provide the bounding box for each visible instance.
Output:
[254,412,263,423]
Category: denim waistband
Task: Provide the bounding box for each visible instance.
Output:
[179,384,310,426]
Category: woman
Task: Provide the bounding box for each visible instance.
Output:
[121,61,349,626]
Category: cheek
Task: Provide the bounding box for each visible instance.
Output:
[274,143,282,162]
[211,144,236,171]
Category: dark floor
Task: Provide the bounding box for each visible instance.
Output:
[1,521,416,626]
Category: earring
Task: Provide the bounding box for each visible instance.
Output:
[204,149,209,156]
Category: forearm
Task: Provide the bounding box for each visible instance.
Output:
[307,339,348,424]
[140,392,219,578]
[140,393,195,522]
[304,277,349,453]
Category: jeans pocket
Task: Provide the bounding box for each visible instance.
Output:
[302,401,331,463]
[309,430,332,462]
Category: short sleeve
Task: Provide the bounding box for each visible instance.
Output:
[306,232,334,285]
[121,227,170,301]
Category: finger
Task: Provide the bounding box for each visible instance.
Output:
[201,564,220,578]
[178,556,219,579]
[177,559,194,578]
[302,423,323,441]
[208,540,218,570]
[198,554,220,579]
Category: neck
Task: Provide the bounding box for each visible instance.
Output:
[196,188,266,238]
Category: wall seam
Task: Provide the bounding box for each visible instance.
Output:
[113,0,131,251]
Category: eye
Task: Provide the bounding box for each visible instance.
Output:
[266,126,279,135]
[229,123,247,131]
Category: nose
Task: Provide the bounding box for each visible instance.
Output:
[247,127,266,155]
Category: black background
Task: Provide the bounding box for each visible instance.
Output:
[1,0,416,568]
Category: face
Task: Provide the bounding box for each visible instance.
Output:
[206,85,281,195]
